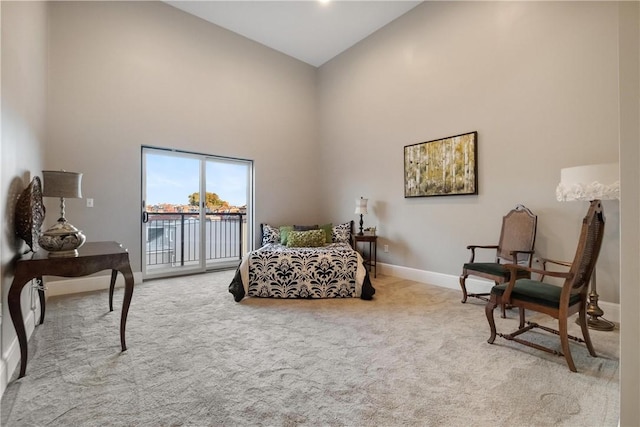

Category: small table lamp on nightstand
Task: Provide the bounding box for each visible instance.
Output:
[355,197,368,236]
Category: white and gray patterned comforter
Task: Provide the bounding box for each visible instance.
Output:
[229,243,375,301]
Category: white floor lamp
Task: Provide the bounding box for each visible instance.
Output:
[556,162,619,331]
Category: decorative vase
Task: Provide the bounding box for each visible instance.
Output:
[38,220,86,257]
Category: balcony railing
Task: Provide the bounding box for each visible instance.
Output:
[145,212,246,269]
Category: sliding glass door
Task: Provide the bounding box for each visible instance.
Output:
[141,147,253,280]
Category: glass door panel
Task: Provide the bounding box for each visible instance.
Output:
[142,147,253,280]
[204,158,251,270]
[142,149,203,279]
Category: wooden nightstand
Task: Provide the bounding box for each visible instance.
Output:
[353,234,377,278]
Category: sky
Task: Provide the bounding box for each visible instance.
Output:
[145,152,249,207]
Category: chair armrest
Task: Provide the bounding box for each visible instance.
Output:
[510,250,535,256]
[467,245,499,250]
[537,257,572,281]
[508,250,536,265]
[501,263,574,301]
[539,257,572,269]
[504,263,573,279]
[465,245,498,263]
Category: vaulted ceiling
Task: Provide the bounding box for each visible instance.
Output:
[165,1,422,67]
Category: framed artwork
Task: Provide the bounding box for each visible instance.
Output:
[404,131,478,197]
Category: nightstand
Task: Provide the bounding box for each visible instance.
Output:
[353,234,377,278]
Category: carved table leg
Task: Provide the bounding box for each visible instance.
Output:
[37,277,46,325]
[8,278,30,378]
[118,264,135,352]
[109,269,118,312]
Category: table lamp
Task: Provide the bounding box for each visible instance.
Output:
[38,170,86,257]
[355,197,368,236]
[556,162,619,330]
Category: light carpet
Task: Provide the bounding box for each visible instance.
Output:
[1,271,619,426]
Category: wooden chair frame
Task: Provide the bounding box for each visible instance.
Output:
[485,200,604,372]
[459,204,537,305]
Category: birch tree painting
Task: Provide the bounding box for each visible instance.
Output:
[404,132,477,197]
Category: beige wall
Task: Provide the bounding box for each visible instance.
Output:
[619,2,640,425]
[1,0,639,422]
[46,1,321,272]
[0,1,48,394]
[318,1,621,303]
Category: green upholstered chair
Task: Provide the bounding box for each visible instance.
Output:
[459,205,537,306]
[485,200,604,372]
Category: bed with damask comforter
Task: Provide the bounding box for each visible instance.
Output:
[228,222,375,301]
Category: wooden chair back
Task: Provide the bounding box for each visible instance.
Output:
[496,204,537,264]
[567,200,605,293]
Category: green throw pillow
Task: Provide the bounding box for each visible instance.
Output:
[279,225,294,245]
[320,223,333,243]
[287,229,326,248]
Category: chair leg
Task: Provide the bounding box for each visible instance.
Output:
[519,307,525,329]
[459,274,469,303]
[558,316,577,372]
[498,282,508,318]
[578,308,597,357]
[485,294,499,344]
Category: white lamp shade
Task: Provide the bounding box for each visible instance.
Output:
[355,197,368,215]
[556,163,619,201]
[42,170,83,199]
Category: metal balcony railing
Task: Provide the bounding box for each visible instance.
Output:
[145,212,246,268]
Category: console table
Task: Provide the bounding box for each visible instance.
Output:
[8,241,134,378]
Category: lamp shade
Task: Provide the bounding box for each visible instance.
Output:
[42,170,83,199]
[355,197,368,215]
[556,163,619,202]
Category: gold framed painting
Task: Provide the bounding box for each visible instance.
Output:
[404,131,478,197]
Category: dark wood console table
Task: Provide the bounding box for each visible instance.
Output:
[8,241,134,378]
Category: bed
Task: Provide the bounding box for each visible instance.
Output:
[228,221,376,301]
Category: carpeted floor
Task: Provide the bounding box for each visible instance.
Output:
[1,271,619,426]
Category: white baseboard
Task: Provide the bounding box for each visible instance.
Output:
[377,262,620,324]
[0,359,5,398]
[1,306,38,397]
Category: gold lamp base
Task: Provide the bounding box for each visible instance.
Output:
[585,316,616,331]
[576,289,616,331]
